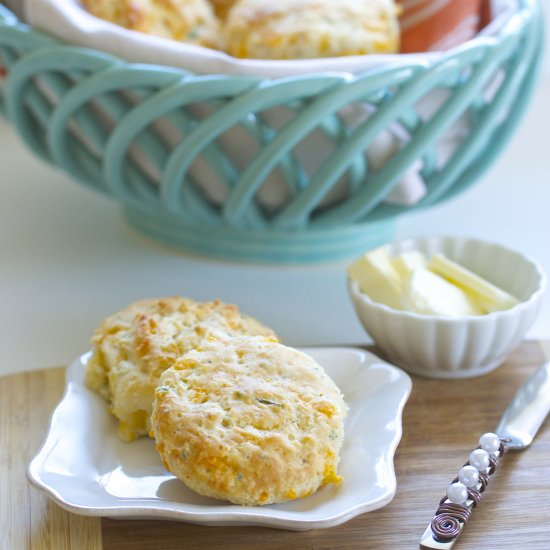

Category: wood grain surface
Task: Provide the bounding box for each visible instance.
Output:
[2,341,549,550]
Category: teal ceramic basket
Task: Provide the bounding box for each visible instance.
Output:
[0,1,544,263]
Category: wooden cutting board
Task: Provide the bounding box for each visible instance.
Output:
[2,341,549,550]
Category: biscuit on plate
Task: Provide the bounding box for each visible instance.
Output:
[151,335,348,505]
[225,0,400,59]
[85,297,276,441]
[81,0,221,48]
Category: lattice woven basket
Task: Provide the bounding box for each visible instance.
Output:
[0,1,544,263]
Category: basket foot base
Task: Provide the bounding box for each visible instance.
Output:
[122,205,395,264]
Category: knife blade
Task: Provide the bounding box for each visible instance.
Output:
[419,360,550,549]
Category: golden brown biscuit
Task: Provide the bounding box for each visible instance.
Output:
[85,297,277,441]
[81,0,221,48]
[152,336,347,505]
[225,0,400,59]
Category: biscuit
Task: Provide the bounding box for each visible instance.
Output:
[151,336,347,505]
[81,0,221,48]
[85,297,277,441]
[225,0,400,59]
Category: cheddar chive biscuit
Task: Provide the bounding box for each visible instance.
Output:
[81,0,221,48]
[225,0,400,59]
[152,335,347,505]
[85,297,277,441]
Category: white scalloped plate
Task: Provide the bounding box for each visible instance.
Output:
[28,348,411,531]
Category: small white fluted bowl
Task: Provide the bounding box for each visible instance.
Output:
[348,236,546,379]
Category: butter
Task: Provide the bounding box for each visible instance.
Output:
[349,247,517,317]
[401,267,484,317]
[392,250,427,279]
[428,253,519,313]
[347,247,402,309]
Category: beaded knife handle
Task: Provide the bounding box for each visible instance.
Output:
[419,359,550,548]
[419,433,509,549]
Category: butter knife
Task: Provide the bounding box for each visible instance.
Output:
[419,360,550,549]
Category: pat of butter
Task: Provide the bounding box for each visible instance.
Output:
[402,267,484,317]
[347,247,402,310]
[428,253,519,313]
[392,250,427,279]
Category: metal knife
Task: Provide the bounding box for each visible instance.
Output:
[419,360,550,549]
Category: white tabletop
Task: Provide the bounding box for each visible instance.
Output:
[2,47,550,376]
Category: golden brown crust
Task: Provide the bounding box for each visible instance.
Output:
[81,0,222,48]
[209,0,237,19]
[85,296,277,441]
[151,336,347,505]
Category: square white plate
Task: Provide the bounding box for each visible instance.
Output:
[28,347,411,531]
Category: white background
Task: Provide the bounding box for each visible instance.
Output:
[1,6,549,375]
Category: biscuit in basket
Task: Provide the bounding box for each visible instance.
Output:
[225,0,400,59]
[85,297,277,441]
[81,0,221,48]
[151,335,348,505]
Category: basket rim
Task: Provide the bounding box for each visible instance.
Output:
[0,0,539,79]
